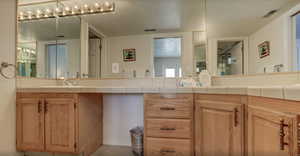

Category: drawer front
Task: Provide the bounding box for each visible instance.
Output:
[146,138,192,156]
[146,119,192,139]
[145,94,193,119]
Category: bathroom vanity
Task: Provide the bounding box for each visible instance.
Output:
[15,84,300,156]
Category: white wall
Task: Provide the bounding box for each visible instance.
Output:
[0,0,18,156]
[103,94,144,146]
[248,3,300,74]
[102,32,193,78]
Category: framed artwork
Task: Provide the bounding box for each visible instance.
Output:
[258,41,270,58]
[123,48,136,62]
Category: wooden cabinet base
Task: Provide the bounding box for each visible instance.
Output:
[16,93,103,156]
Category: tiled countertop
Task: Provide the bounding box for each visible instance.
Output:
[17,85,300,101]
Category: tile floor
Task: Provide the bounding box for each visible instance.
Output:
[91,146,135,156]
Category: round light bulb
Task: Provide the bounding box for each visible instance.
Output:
[55,7,61,12]
[104,2,110,7]
[65,6,70,11]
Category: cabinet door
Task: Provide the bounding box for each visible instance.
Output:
[195,100,243,156]
[45,98,76,153]
[17,97,44,151]
[247,105,298,156]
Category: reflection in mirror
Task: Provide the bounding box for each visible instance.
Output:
[17,0,207,79]
[55,17,81,79]
[17,18,57,78]
[88,29,103,79]
[193,31,207,74]
[154,37,182,78]
[207,0,300,76]
[217,40,244,76]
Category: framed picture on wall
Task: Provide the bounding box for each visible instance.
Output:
[123,49,136,62]
[258,41,270,58]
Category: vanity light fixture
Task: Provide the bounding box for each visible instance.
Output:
[18,1,116,21]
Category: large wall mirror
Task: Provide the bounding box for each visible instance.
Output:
[206,0,300,76]
[17,0,207,79]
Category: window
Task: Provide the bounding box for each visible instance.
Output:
[165,68,176,78]
[292,13,300,71]
[153,37,182,77]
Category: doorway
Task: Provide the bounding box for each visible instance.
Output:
[217,40,244,75]
[88,29,102,78]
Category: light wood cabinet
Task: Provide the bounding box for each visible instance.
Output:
[16,94,44,152]
[144,93,194,156]
[45,97,76,153]
[247,96,300,156]
[16,93,103,156]
[195,94,245,156]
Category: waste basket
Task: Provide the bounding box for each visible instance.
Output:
[130,127,144,156]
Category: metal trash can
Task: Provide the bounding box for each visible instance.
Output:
[130,127,144,156]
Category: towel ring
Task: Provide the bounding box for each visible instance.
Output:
[0,62,16,79]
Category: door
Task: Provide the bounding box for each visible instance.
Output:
[16,97,44,151]
[45,98,76,153]
[195,100,243,156]
[247,105,298,156]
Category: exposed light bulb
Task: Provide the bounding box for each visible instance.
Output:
[104,2,110,7]
[36,9,41,14]
[84,4,88,8]
[74,5,79,9]
[65,6,70,11]
[95,3,100,8]
[20,12,24,16]
[100,8,104,12]
[55,7,61,12]
[90,9,94,13]
[46,8,51,13]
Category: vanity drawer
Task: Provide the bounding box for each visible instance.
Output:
[144,94,193,119]
[145,138,192,156]
[145,119,192,139]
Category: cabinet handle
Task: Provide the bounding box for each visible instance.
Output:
[160,149,176,153]
[160,128,176,131]
[279,119,289,150]
[160,107,175,111]
[234,108,238,127]
[38,100,42,113]
[44,100,48,113]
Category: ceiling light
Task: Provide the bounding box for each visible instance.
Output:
[55,7,61,12]
[104,2,110,7]
[65,6,70,11]
[18,2,116,21]
[46,8,51,13]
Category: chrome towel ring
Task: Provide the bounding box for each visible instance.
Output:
[0,62,16,79]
